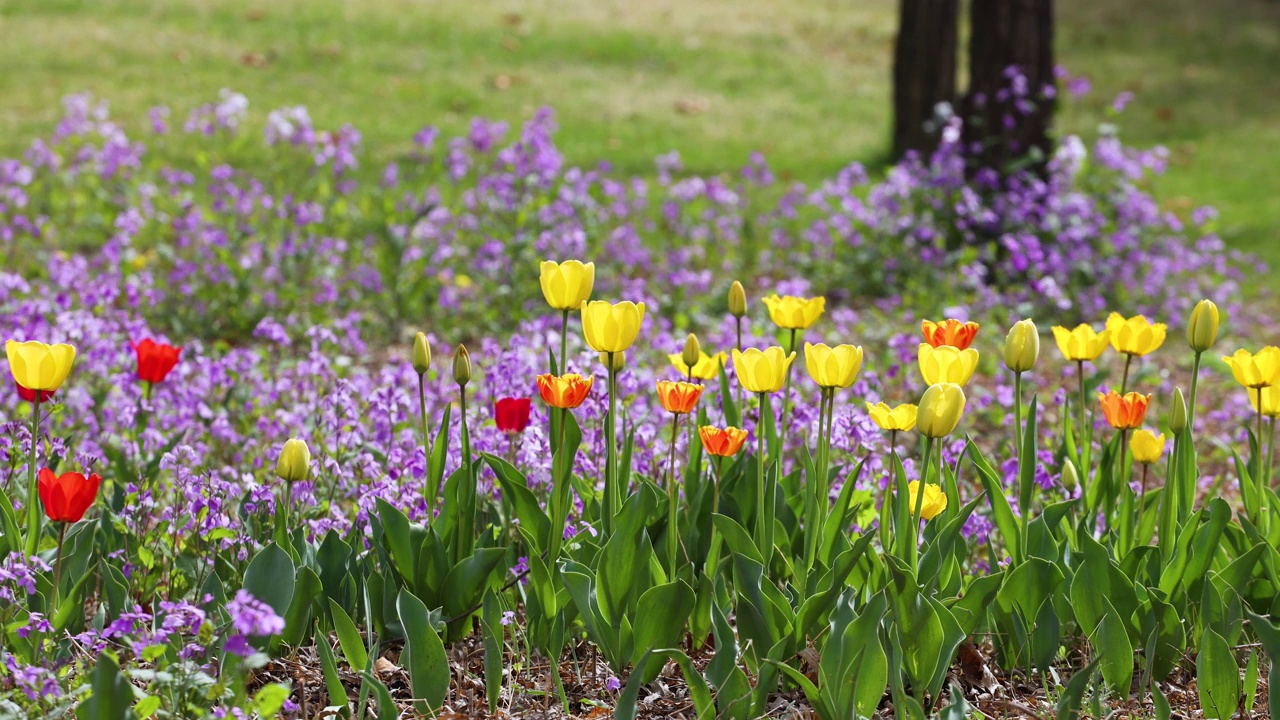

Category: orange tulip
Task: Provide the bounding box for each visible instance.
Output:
[921,319,980,350]
[1097,390,1152,430]
[699,426,748,457]
[656,380,703,415]
[536,373,594,409]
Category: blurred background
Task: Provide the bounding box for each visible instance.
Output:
[3,0,1277,261]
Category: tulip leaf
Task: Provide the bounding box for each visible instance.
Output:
[970,445,1022,564]
[1095,604,1134,695]
[243,542,296,621]
[397,588,450,715]
[1055,658,1099,720]
[328,598,369,672]
[1017,395,1039,517]
[1197,627,1240,719]
[441,547,506,626]
[75,653,133,720]
[315,630,349,709]
[718,362,741,430]
[279,567,322,648]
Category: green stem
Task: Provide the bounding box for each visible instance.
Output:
[734,318,743,420]
[605,358,618,535]
[51,522,67,611]
[666,412,682,575]
[559,310,569,374]
[910,438,935,575]
[880,430,897,553]
[1257,391,1265,525]
[1012,371,1024,469]
[755,395,767,550]
[1112,429,1129,533]
[418,374,436,520]
[1268,417,1276,492]
[1187,351,1203,433]
[1120,353,1133,396]
[779,328,798,448]
[1076,360,1090,510]
[549,408,569,563]
[24,396,41,558]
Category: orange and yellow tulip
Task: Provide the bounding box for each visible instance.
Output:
[656,380,703,415]
[699,426,748,457]
[536,373,594,409]
[921,319,979,350]
[1097,390,1152,430]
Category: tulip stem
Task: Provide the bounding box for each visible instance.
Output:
[1187,351,1203,433]
[605,357,618,535]
[549,408,568,564]
[1113,429,1129,532]
[755,393,767,552]
[1256,390,1265,524]
[1013,371,1024,511]
[1139,463,1149,515]
[418,373,436,521]
[1076,360,1089,503]
[880,430,898,554]
[1120,354,1133,396]
[52,522,67,611]
[1268,418,1276,492]
[779,328,798,451]
[24,395,41,558]
[911,438,935,575]
[734,317,743,417]
[559,310,569,374]
[666,412,682,575]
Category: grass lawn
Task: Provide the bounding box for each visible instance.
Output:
[2,0,1277,263]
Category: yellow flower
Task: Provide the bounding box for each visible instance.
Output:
[1222,347,1280,389]
[680,334,701,369]
[580,300,646,353]
[1051,324,1111,362]
[276,438,312,483]
[917,344,979,387]
[728,281,747,318]
[917,383,966,439]
[538,260,595,311]
[1106,312,1167,357]
[1003,319,1039,373]
[865,402,917,432]
[452,344,472,386]
[1250,386,1280,418]
[804,342,864,389]
[1130,430,1166,465]
[668,351,727,381]
[5,340,77,392]
[411,332,431,375]
[1186,300,1219,353]
[761,294,825,330]
[906,481,947,520]
[732,346,796,394]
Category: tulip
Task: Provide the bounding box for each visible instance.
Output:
[917,344,979,387]
[668,351,726,382]
[1097,391,1151,430]
[732,347,795,394]
[538,260,595,311]
[905,481,947,521]
[276,438,312,482]
[921,319,979,350]
[1051,324,1110,362]
[133,338,182,385]
[1003,319,1039,373]
[1106,312,1167,357]
[1250,386,1280,419]
[699,426,748,457]
[599,351,626,373]
[1061,459,1080,493]
[728,281,748,318]
[761,294,825,330]
[495,397,532,434]
[1170,387,1188,434]
[452,345,472,387]
[536,373,594,409]
[412,332,432,375]
[1131,430,1166,465]
[37,468,101,524]
[866,402,918,432]
[656,380,703,415]
[681,334,702,371]
[918,383,966,439]
[581,300,646,354]
[803,342,864,389]
[1186,300,1219,353]
[5,340,76,392]
[16,383,54,404]
[1222,347,1280,389]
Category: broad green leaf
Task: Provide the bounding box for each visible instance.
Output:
[328,598,369,671]
[1196,627,1240,720]
[242,542,296,620]
[1096,607,1134,695]
[397,588,450,715]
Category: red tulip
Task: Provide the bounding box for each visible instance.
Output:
[16,383,55,404]
[133,339,182,384]
[495,397,532,433]
[37,469,101,523]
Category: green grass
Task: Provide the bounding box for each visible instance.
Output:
[2,0,1277,262]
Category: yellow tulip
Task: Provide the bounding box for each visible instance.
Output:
[728,281,747,318]
[917,383,966,439]
[5,340,77,393]
[1222,348,1280,389]
[580,300,646,353]
[804,342,864,389]
[668,351,727,381]
[276,438,312,483]
[865,402,917,432]
[1051,324,1111,362]
[761,294,825,330]
[1106,312,1166,357]
[732,347,796,394]
[1130,430,1166,465]
[906,481,947,520]
[1186,300,1219,353]
[1003,319,1039,373]
[1250,385,1280,418]
[452,344,472,386]
[538,260,595,311]
[1170,387,1188,433]
[681,334,701,369]
[411,332,431,375]
[917,344,979,387]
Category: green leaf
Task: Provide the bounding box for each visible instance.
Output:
[280,567,322,648]
[441,547,505,623]
[360,670,400,720]
[970,446,1022,564]
[718,362,741,430]
[1096,607,1134,695]
[316,632,349,709]
[630,581,696,679]
[1055,658,1099,720]
[253,683,290,716]
[243,543,297,620]
[76,653,135,720]
[1243,648,1259,714]
[328,598,369,671]
[132,696,160,720]
[1017,395,1039,516]
[481,591,504,712]
[1197,627,1240,720]
[396,588,450,715]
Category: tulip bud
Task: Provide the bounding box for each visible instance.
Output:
[276,438,311,483]
[1061,459,1079,493]
[1170,386,1187,435]
[452,344,472,387]
[728,281,747,318]
[1003,319,1040,373]
[412,332,431,375]
[599,351,626,372]
[681,334,702,369]
[1186,299,1219,353]
[917,383,967,439]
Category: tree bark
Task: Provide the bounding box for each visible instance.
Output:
[891,0,959,161]
[962,0,1056,175]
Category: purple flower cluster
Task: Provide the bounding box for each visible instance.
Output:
[224,590,285,657]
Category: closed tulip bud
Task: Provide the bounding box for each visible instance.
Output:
[728,281,747,318]
[1003,319,1039,373]
[681,334,702,369]
[1061,459,1079,492]
[1170,387,1188,434]
[276,438,311,483]
[452,344,472,387]
[917,383,967,439]
[1186,300,1219,353]
[412,332,432,375]
[599,351,626,372]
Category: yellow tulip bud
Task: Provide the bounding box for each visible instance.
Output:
[917,383,966,439]
[1170,387,1187,434]
[5,340,77,392]
[1106,312,1167,357]
[276,438,311,483]
[803,342,864,389]
[452,344,472,387]
[1051,324,1110,362]
[917,344,979,387]
[906,481,947,520]
[865,402,917,432]
[1061,459,1079,492]
[581,300,646,353]
[1003,319,1039,373]
[599,351,626,373]
[538,260,595,311]
[761,294,825,330]
[1130,429,1166,465]
[411,332,431,375]
[681,334,702,370]
[1222,347,1280,389]
[728,281,747,318]
[731,346,796,394]
[1186,300,1219,353]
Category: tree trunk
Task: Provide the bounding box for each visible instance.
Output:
[891,0,959,161]
[962,0,1056,175]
